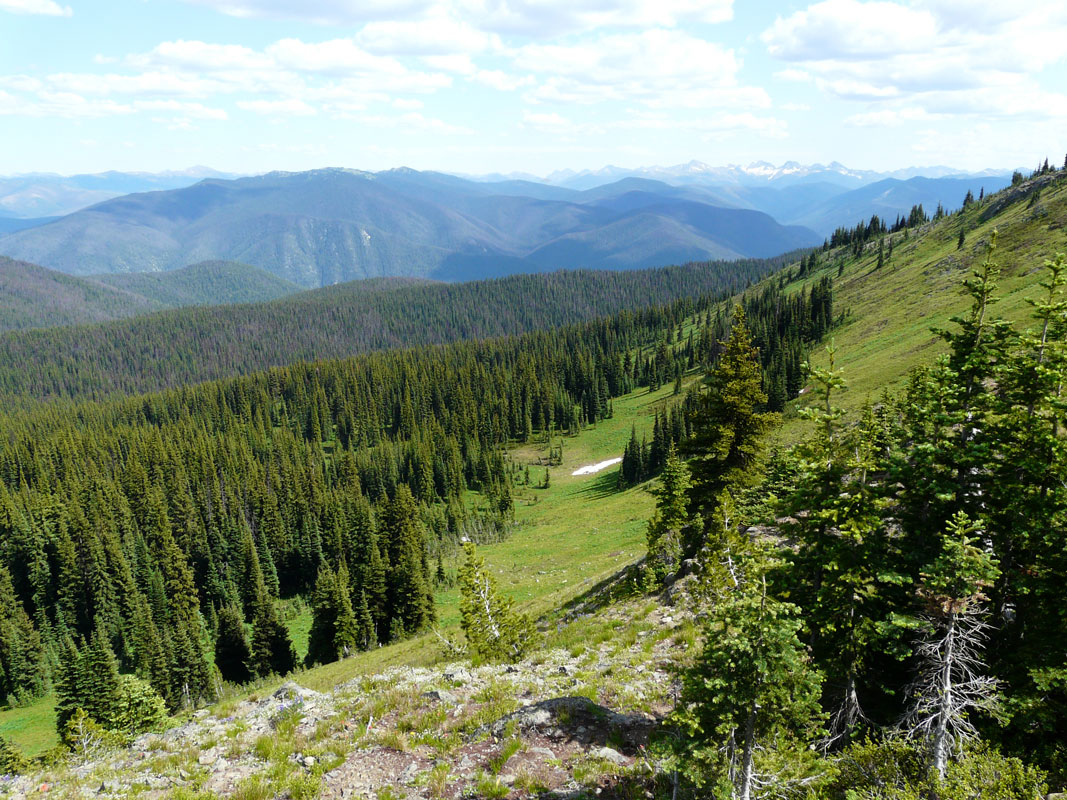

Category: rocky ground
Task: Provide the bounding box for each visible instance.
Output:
[0,598,695,800]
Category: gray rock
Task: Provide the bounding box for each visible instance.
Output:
[422,688,458,705]
[595,747,628,766]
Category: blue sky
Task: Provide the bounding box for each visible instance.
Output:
[2,0,1065,176]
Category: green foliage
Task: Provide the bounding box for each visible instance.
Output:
[814,739,1046,800]
[684,306,779,556]
[668,515,824,797]
[458,542,534,664]
[0,257,795,402]
[214,604,253,685]
[645,444,692,583]
[0,734,27,775]
[114,674,168,735]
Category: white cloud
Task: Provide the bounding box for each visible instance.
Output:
[421,54,476,74]
[136,40,273,71]
[457,0,733,37]
[0,0,71,16]
[237,98,317,115]
[0,89,133,117]
[356,14,494,55]
[762,0,1067,119]
[392,97,423,109]
[515,29,766,109]
[471,69,532,91]
[181,0,432,25]
[179,0,733,35]
[135,100,229,119]
[358,111,473,134]
[521,110,573,132]
[266,38,407,76]
[774,68,810,83]
[48,71,226,97]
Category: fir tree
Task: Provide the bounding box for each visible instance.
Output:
[214,604,252,685]
[683,306,778,542]
[458,542,534,664]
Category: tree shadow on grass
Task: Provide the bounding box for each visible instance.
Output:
[575,468,622,500]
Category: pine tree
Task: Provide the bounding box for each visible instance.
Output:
[645,444,693,583]
[683,306,778,539]
[905,512,1000,780]
[214,604,252,685]
[458,542,534,664]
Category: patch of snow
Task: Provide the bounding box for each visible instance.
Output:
[571,457,622,476]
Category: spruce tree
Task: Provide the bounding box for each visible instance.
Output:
[645,444,693,582]
[214,604,252,685]
[683,306,778,539]
[671,516,823,798]
[458,542,534,664]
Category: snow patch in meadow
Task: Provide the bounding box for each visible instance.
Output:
[571,457,622,476]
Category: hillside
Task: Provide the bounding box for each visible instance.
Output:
[0,258,304,332]
[0,256,165,330]
[782,169,1067,425]
[0,253,798,401]
[94,260,303,307]
[0,168,820,286]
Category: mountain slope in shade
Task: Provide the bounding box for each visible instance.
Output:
[0,256,165,330]
[0,258,304,332]
[0,168,821,287]
[95,260,303,307]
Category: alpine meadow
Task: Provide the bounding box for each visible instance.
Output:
[1,2,1067,798]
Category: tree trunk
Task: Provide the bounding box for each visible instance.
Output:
[932,612,956,780]
[738,702,757,800]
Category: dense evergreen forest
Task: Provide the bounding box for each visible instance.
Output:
[0,254,803,403]
[0,282,745,718]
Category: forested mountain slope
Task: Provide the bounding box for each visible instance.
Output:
[94,261,303,307]
[0,258,303,332]
[0,256,166,330]
[0,253,800,401]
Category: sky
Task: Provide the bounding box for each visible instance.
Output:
[1,0,1066,177]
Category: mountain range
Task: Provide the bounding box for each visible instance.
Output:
[0,163,1012,289]
[0,168,820,287]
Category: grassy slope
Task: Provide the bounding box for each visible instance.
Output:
[776,173,1067,439]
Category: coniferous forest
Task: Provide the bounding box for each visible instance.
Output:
[0,164,1063,800]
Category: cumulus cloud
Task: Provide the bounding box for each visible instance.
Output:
[762,0,1067,119]
[0,0,71,16]
[515,29,767,109]
[180,0,432,25]
[358,111,473,134]
[237,98,317,115]
[178,0,733,36]
[457,0,733,36]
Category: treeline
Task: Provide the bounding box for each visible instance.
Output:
[618,277,835,486]
[0,254,803,404]
[0,287,735,722]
